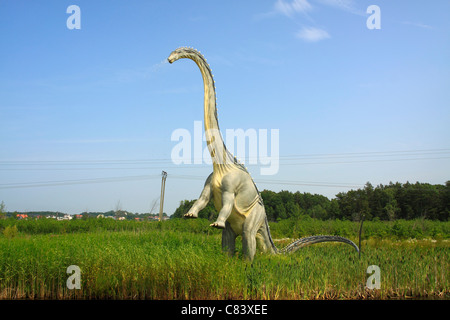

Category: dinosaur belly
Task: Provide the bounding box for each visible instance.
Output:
[227,209,245,235]
[210,170,261,236]
[211,180,246,235]
[211,184,260,236]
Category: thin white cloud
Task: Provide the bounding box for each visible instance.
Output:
[112,59,168,83]
[295,26,330,42]
[253,0,313,21]
[401,21,434,30]
[256,0,338,42]
[48,138,147,144]
[316,0,353,10]
[274,0,313,17]
[314,0,365,16]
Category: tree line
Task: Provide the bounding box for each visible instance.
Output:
[0,207,168,220]
[172,181,450,221]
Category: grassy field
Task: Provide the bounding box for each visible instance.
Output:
[0,218,448,299]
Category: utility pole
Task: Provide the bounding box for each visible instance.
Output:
[159,171,167,221]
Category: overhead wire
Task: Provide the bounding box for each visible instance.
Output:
[0,148,449,171]
[0,148,448,190]
[0,175,161,189]
[1,148,449,166]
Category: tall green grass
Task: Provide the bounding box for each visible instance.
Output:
[1,217,448,239]
[0,217,219,236]
[269,217,449,240]
[0,218,448,299]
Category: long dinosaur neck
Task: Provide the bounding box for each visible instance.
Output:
[195,54,225,163]
[168,47,235,170]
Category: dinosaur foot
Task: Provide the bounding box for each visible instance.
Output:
[184,212,198,219]
[210,221,225,229]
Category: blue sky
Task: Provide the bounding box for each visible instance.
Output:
[1,0,449,215]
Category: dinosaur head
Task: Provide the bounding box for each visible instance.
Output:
[167,47,204,64]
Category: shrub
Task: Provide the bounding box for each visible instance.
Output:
[3,225,18,239]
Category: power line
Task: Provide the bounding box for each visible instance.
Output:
[168,174,364,189]
[0,156,448,171]
[0,148,448,190]
[1,148,449,167]
[0,172,363,190]
[0,175,161,189]
[280,148,450,159]
[255,179,364,188]
[0,170,446,191]
[280,156,450,166]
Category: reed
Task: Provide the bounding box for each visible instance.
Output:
[0,218,448,299]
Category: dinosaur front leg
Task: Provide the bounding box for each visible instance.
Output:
[210,190,234,229]
[185,173,212,219]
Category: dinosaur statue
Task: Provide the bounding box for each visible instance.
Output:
[168,47,359,261]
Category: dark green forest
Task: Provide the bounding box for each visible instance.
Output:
[172,181,450,221]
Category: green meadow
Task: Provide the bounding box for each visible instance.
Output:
[0,218,448,299]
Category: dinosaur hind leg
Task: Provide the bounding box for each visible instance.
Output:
[256,232,268,253]
[256,222,276,254]
[222,222,237,256]
[242,205,265,261]
[242,230,257,261]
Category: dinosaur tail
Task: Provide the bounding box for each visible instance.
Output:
[264,215,279,254]
[262,204,360,256]
[279,235,359,254]
[271,215,365,255]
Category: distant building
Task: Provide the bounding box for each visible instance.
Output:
[57,214,73,221]
[17,214,28,220]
